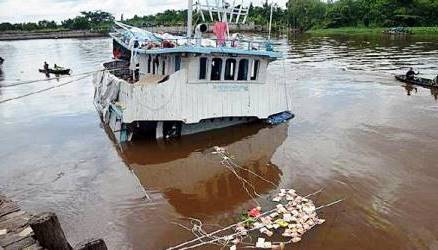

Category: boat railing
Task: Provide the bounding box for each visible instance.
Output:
[111,22,278,52]
[116,36,277,52]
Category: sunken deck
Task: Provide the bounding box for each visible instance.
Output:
[0,195,41,250]
[0,194,107,250]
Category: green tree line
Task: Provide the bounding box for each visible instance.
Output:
[0,11,114,32]
[1,1,437,32]
[287,0,438,30]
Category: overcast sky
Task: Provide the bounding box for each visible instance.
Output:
[0,0,287,23]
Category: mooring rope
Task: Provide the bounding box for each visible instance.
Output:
[0,67,130,104]
[0,67,127,88]
[0,70,97,88]
[0,74,91,104]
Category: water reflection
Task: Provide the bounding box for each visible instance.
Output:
[113,123,287,218]
[401,84,438,101]
[403,84,418,96]
[431,87,438,100]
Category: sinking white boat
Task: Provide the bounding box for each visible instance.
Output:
[93,0,293,142]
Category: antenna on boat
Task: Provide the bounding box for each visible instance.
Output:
[268,2,273,40]
[194,0,249,24]
[188,0,194,38]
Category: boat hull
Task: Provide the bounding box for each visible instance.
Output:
[93,60,292,143]
[39,69,71,75]
[395,75,437,88]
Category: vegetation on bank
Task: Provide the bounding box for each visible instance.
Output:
[0,11,114,33]
[0,0,437,35]
[287,0,438,29]
[307,27,438,36]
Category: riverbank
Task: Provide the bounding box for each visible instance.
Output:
[0,30,107,41]
[307,26,438,36]
[0,24,268,41]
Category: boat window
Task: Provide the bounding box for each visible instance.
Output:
[238,59,249,80]
[175,56,181,72]
[224,59,237,80]
[199,57,208,80]
[162,60,166,75]
[147,55,151,73]
[251,60,260,80]
[210,58,222,81]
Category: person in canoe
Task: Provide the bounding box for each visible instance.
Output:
[406,67,419,80]
[43,61,49,71]
[433,74,438,86]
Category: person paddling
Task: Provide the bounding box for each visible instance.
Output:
[43,61,49,71]
[406,67,419,80]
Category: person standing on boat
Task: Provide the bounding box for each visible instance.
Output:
[406,67,419,80]
[43,61,49,71]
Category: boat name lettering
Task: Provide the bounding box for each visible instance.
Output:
[213,85,249,92]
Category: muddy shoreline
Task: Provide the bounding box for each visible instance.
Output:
[0,24,268,41]
[0,30,107,41]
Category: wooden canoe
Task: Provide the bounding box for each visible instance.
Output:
[39,68,71,75]
[395,75,437,88]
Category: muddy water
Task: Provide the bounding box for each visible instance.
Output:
[0,35,437,249]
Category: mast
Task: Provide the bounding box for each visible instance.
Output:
[268,2,273,40]
[187,0,193,38]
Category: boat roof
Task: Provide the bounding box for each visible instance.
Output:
[110,22,282,59]
[113,36,282,59]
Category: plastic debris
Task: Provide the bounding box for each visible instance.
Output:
[256,238,266,248]
[231,188,330,248]
[248,207,262,217]
[166,147,344,250]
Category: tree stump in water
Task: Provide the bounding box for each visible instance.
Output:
[29,212,72,250]
[74,238,107,250]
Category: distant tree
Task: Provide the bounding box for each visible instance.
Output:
[0,22,14,31]
[38,20,58,29]
[72,16,91,30]
[80,10,114,26]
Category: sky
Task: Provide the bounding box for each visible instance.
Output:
[0,0,288,23]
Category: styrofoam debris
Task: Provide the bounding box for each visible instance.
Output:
[0,229,7,235]
[256,238,266,248]
[283,213,293,222]
[234,188,328,248]
[272,196,282,202]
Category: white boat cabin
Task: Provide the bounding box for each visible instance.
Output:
[93,23,291,142]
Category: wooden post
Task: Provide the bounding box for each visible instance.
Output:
[29,212,72,250]
[74,238,107,250]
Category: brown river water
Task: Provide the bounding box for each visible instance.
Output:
[0,34,437,249]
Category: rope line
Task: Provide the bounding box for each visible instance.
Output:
[0,74,91,104]
[0,67,126,88]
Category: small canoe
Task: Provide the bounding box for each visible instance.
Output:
[395,75,437,88]
[39,68,71,75]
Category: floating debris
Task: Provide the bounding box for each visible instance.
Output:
[167,147,344,250]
